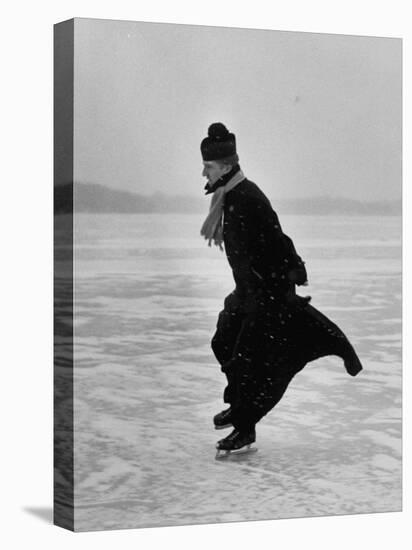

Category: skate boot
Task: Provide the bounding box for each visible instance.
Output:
[213,407,233,430]
[215,428,257,459]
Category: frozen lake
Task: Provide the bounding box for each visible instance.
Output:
[59,212,401,531]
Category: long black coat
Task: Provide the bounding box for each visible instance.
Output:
[211,177,362,432]
[223,177,303,301]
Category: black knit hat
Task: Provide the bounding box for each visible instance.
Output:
[200,123,237,161]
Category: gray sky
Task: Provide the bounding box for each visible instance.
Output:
[74,18,401,201]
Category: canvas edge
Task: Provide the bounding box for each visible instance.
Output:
[53,17,75,532]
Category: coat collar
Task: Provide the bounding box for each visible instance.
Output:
[204,164,241,195]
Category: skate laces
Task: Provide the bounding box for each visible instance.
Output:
[227,430,240,440]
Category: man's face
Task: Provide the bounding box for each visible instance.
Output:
[202,161,230,186]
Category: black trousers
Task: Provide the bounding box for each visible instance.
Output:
[211,291,353,432]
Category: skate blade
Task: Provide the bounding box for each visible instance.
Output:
[215,445,258,459]
[214,423,233,430]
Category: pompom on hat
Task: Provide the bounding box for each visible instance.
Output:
[201,122,237,161]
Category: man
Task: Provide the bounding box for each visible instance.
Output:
[200,122,363,457]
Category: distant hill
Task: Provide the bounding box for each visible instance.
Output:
[54,182,401,216]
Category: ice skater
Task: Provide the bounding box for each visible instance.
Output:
[200,122,363,459]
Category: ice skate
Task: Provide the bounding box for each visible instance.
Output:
[213,407,234,430]
[215,428,257,459]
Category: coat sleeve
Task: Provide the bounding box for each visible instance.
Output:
[239,196,293,293]
[224,197,264,297]
[225,184,305,296]
[255,197,292,259]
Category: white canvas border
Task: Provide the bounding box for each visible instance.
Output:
[2,1,409,548]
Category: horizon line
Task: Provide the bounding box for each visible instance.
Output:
[69,182,401,204]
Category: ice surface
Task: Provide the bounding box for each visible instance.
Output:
[64,213,401,531]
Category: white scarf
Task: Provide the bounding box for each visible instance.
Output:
[200,169,245,250]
